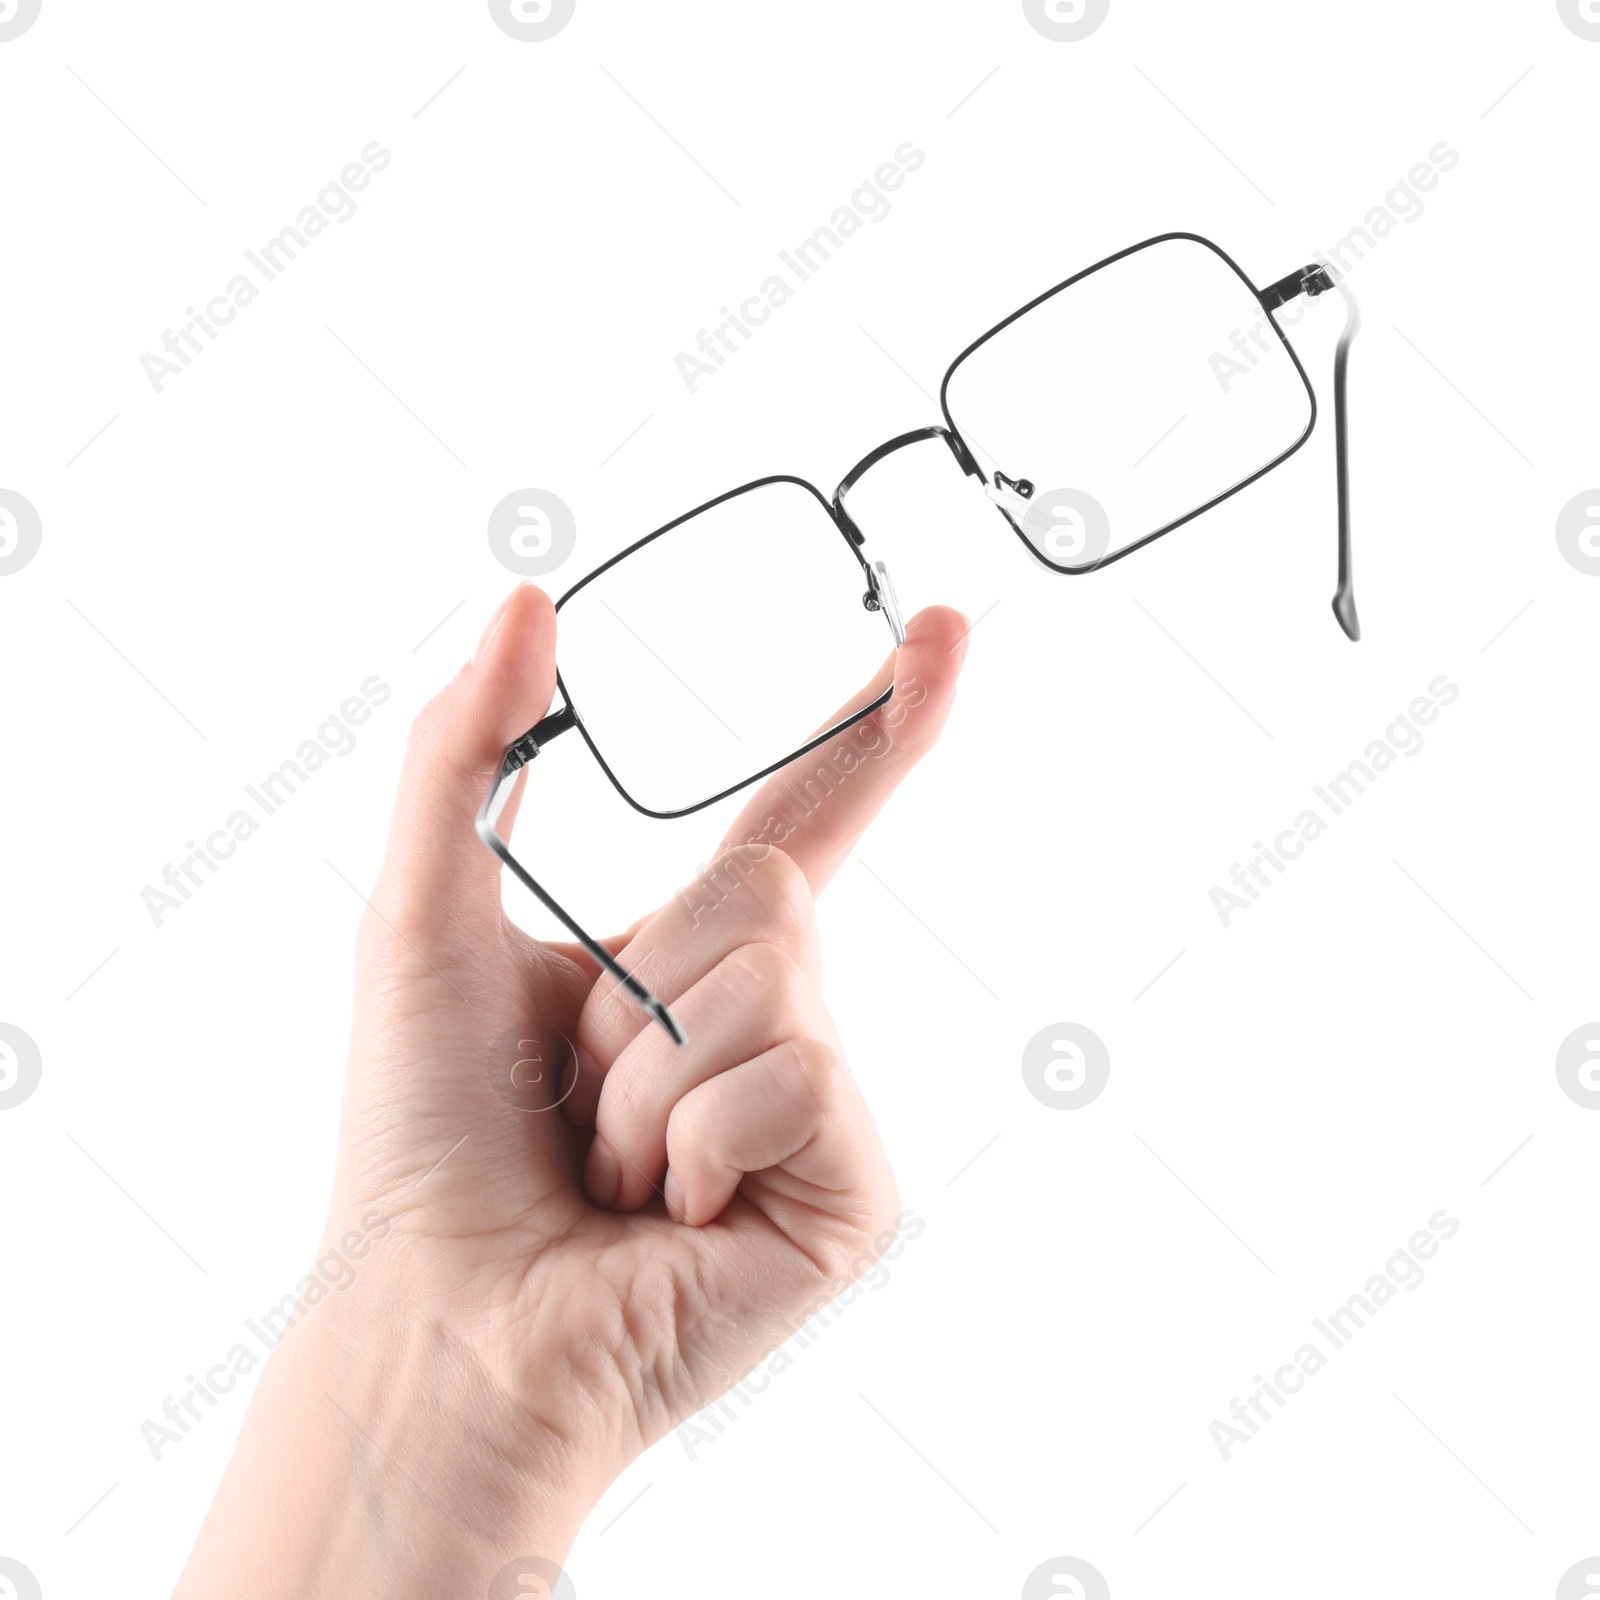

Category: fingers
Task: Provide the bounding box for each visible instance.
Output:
[661,1041,834,1226]
[567,844,820,1127]
[713,603,969,898]
[373,584,556,945]
[570,602,967,1118]
[585,932,899,1256]
[662,1035,891,1235]
[583,940,830,1213]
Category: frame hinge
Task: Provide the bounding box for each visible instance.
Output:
[1260,262,1335,313]
[504,704,577,772]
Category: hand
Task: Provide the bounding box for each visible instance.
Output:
[174,583,968,1598]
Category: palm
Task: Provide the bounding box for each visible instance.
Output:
[338,914,842,1456]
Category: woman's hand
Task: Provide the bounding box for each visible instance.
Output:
[174,583,968,1598]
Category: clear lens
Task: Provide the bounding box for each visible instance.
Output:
[555,478,893,815]
[943,235,1314,568]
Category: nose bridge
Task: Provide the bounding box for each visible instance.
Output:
[830,425,979,543]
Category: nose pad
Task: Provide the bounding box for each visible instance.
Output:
[986,474,1035,517]
[869,559,906,646]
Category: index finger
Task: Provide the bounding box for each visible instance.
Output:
[712,604,969,898]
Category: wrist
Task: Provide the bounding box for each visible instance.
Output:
[174,1279,606,1598]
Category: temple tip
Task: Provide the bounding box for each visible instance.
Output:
[649,998,688,1047]
[1332,588,1360,642]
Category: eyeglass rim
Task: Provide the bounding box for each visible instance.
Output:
[554,473,897,820]
[938,229,1320,575]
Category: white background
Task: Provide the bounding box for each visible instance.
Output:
[2,2,1597,1596]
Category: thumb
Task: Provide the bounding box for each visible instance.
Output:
[373,583,557,946]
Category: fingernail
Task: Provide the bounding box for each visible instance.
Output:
[663,1169,687,1224]
[474,585,523,666]
[585,1136,622,1208]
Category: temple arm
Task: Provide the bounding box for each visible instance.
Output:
[476,709,687,1046]
[1261,262,1362,641]
[1329,272,1361,640]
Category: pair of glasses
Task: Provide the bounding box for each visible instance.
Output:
[478,230,1363,1043]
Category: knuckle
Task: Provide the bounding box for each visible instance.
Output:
[582,968,645,1046]
[746,842,809,903]
[580,946,670,1062]
[766,1034,846,1125]
[718,845,814,942]
[722,939,806,1003]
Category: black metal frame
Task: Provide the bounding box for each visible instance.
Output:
[943,234,1318,575]
[553,475,899,821]
[478,231,1362,1044]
